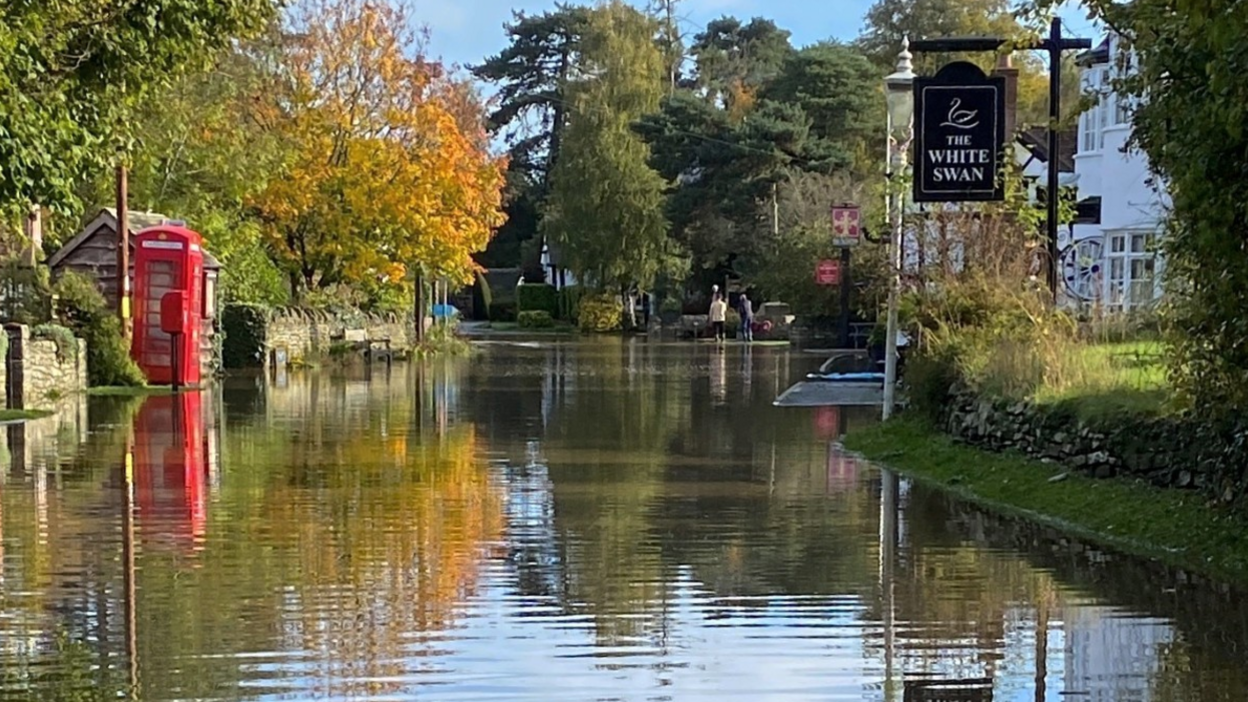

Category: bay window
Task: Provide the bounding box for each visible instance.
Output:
[1105,231,1159,310]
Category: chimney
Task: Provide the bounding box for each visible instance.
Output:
[993,53,1020,140]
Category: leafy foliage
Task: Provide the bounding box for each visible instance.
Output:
[0,0,277,217]
[577,294,623,332]
[517,284,559,315]
[541,1,683,293]
[1027,0,1248,419]
[31,324,78,363]
[249,0,505,301]
[52,272,145,387]
[518,310,556,329]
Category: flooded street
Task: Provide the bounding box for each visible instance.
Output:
[3,339,1248,700]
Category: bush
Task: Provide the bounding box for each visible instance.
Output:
[418,322,472,357]
[557,286,583,321]
[518,310,555,329]
[52,272,145,387]
[577,294,622,332]
[517,284,558,315]
[726,309,741,337]
[0,262,52,324]
[489,300,517,322]
[221,303,269,368]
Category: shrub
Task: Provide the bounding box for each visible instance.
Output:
[557,286,583,321]
[725,309,741,337]
[221,303,270,368]
[52,272,145,387]
[578,294,622,332]
[489,300,517,322]
[518,310,555,329]
[0,262,52,324]
[418,322,472,357]
[517,284,558,315]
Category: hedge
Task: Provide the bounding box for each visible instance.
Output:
[518,310,555,329]
[517,283,558,316]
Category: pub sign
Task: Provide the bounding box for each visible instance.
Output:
[913,61,1007,202]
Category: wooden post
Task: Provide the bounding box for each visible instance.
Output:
[414,270,426,344]
[117,164,131,341]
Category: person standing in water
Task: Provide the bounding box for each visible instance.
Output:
[739,292,754,342]
[709,294,727,343]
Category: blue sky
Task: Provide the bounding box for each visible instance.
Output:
[411,0,1102,75]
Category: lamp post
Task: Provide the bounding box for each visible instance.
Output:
[882,39,915,421]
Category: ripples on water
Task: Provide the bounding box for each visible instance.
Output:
[2,340,1247,701]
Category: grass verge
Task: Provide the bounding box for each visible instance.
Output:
[0,409,53,422]
[842,418,1248,583]
[87,385,177,397]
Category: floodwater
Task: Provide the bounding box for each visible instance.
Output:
[2,339,1247,701]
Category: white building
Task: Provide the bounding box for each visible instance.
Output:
[1061,34,1169,311]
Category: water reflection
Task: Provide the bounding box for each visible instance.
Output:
[0,341,1246,701]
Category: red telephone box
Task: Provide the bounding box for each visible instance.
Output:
[132,225,203,386]
[133,392,208,549]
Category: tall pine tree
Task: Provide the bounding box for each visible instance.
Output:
[542,1,682,299]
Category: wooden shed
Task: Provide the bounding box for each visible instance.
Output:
[47,208,222,375]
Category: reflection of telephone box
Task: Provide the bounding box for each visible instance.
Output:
[133,392,207,545]
[132,226,203,386]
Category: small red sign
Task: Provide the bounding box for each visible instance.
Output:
[815,259,840,286]
[831,205,861,247]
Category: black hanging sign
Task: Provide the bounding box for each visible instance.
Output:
[913,61,1007,202]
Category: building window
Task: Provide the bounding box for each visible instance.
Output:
[1105,231,1158,310]
[1081,105,1098,153]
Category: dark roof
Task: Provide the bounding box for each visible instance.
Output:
[48,208,222,270]
[1077,36,1111,66]
[482,267,523,292]
[544,238,568,267]
[1017,126,1078,173]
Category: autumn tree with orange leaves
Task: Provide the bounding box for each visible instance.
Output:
[251,0,506,302]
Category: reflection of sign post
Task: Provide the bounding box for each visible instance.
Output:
[914,62,1006,202]
[815,259,840,286]
[831,205,861,247]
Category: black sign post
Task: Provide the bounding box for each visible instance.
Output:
[914,61,1006,203]
[910,19,1091,301]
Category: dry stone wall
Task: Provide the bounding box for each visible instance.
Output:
[3,324,88,410]
[941,391,1216,496]
[222,305,415,369]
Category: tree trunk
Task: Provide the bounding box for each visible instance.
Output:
[414,271,426,344]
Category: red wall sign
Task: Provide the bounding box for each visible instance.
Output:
[815,259,841,286]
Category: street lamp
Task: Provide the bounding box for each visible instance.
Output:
[882,38,915,421]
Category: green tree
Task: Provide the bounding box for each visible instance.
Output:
[542,1,683,299]
[857,0,1077,126]
[472,5,591,269]
[688,17,793,116]
[0,0,277,217]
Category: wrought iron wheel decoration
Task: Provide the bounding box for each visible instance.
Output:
[1059,236,1104,302]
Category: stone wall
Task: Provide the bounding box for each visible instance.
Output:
[942,391,1213,495]
[222,305,416,369]
[4,324,88,410]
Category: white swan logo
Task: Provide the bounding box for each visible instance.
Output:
[940,98,979,129]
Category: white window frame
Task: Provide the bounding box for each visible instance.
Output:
[1103,230,1161,311]
[1098,67,1112,147]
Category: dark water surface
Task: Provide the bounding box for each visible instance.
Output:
[2,339,1247,701]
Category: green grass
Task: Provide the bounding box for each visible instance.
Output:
[1033,341,1169,419]
[0,409,53,422]
[87,385,177,397]
[844,418,1248,583]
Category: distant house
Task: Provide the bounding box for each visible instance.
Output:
[47,208,222,374]
[540,238,577,290]
[1061,33,1168,312]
